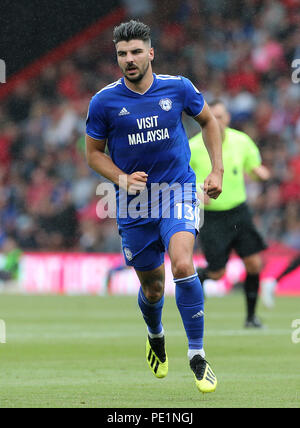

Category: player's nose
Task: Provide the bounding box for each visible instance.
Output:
[125,53,135,63]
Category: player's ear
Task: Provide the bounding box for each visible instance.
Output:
[149,47,154,62]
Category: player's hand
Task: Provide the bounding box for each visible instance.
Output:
[127,171,148,195]
[197,187,211,205]
[204,171,223,199]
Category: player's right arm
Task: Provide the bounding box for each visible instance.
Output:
[85,135,148,193]
[86,94,147,193]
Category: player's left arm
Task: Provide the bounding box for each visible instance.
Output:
[194,102,224,199]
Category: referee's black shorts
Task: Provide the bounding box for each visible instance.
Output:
[198,203,267,272]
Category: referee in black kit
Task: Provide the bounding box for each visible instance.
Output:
[190,100,270,328]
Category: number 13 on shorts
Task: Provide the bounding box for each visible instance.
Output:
[176,203,201,232]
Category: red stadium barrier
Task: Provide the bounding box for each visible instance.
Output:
[0,7,125,100]
[19,250,300,296]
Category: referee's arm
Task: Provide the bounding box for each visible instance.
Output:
[243,135,271,182]
[250,165,271,181]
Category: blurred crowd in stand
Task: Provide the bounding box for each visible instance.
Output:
[0,0,299,257]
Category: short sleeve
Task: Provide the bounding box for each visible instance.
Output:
[86,95,108,140]
[243,135,262,174]
[181,77,205,117]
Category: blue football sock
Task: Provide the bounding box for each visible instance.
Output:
[174,272,205,350]
[138,287,164,335]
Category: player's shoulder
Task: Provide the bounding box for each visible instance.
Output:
[155,74,199,97]
[156,74,183,81]
[155,74,186,88]
[91,79,123,102]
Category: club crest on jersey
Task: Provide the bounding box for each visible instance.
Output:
[124,247,133,261]
[159,98,173,112]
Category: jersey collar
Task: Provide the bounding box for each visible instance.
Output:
[122,73,157,96]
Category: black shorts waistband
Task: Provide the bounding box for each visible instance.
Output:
[204,202,248,217]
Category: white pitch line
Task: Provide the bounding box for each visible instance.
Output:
[5,328,292,342]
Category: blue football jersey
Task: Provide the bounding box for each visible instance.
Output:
[86,73,205,225]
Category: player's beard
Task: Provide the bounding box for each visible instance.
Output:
[124,61,150,83]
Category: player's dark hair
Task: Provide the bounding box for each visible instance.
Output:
[113,20,151,45]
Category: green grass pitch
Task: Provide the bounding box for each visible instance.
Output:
[0,293,299,408]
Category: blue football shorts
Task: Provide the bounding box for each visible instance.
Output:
[119,198,201,271]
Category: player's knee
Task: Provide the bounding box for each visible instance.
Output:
[244,255,262,275]
[172,259,194,280]
[144,288,164,303]
[142,281,164,303]
[209,268,226,281]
